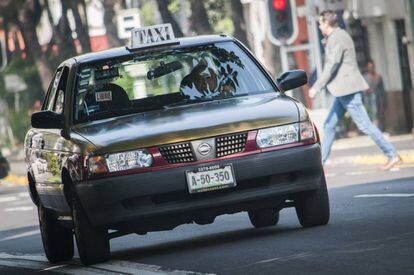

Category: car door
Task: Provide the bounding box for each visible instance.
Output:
[34,66,71,212]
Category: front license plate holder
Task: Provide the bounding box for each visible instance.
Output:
[186,164,236,194]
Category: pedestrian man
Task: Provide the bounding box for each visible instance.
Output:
[363,59,387,131]
[309,10,402,170]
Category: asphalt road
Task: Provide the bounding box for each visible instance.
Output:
[0,136,413,274]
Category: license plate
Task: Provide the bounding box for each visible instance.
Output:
[186,164,236,194]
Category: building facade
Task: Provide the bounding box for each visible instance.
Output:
[243,0,414,135]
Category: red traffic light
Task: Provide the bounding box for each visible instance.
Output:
[272,0,287,11]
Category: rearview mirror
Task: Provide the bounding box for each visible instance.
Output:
[147,61,183,80]
[31,110,64,129]
[276,70,308,92]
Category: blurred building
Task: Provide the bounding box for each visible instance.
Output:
[243,0,414,135]
[338,0,414,134]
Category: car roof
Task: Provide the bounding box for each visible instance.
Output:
[72,35,234,65]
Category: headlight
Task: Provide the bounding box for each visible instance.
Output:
[88,149,153,174]
[106,150,152,172]
[256,121,314,148]
[256,123,299,148]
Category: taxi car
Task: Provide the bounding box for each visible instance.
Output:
[25,24,329,265]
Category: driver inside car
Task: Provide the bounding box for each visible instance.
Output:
[180,60,235,99]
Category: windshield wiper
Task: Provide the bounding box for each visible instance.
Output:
[83,109,131,122]
[163,97,218,108]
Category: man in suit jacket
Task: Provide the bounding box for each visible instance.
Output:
[309,10,401,170]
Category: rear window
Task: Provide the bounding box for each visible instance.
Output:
[74,41,274,124]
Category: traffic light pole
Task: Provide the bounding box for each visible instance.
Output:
[279,43,313,97]
[266,0,327,108]
[307,0,326,109]
[280,43,314,71]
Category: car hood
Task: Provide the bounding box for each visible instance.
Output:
[72,93,299,155]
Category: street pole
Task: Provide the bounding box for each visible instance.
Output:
[307,0,325,108]
[280,46,289,72]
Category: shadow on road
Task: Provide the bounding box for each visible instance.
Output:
[111,221,315,260]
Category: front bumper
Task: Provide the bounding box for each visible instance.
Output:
[75,143,323,228]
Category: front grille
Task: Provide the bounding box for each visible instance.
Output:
[216,132,248,157]
[159,142,196,164]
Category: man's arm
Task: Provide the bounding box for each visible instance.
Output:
[311,40,345,95]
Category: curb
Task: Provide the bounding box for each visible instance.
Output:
[332,134,413,151]
[0,174,28,187]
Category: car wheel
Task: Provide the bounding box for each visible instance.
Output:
[38,204,74,262]
[294,174,330,227]
[248,209,280,228]
[72,195,109,265]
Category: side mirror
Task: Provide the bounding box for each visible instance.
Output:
[31,110,64,129]
[276,70,308,92]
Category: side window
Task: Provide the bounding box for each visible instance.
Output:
[44,69,63,111]
[54,90,64,114]
[52,67,69,114]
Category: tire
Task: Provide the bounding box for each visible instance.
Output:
[72,195,110,265]
[248,209,279,228]
[38,204,74,262]
[295,174,330,227]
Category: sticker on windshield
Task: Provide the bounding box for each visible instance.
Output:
[95,91,112,102]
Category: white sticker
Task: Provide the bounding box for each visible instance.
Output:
[95,91,112,102]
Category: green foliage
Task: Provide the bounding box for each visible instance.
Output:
[43,152,60,177]
[2,57,44,110]
[139,0,235,36]
[205,0,234,35]
[214,18,234,35]
[0,56,44,144]
[205,0,227,26]
[140,1,157,26]
[168,0,181,13]
[6,109,30,144]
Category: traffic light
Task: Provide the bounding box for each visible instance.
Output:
[266,0,298,46]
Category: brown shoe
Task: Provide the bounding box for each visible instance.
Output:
[380,155,403,170]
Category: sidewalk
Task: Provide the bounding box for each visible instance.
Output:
[327,133,414,168]
[0,160,27,186]
[332,133,413,151]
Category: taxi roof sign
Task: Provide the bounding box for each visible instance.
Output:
[128,23,179,50]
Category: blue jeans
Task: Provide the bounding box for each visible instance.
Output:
[321,92,397,163]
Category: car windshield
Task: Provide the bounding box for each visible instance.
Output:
[74,41,274,123]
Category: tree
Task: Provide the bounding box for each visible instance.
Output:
[156,0,184,37]
[262,35,282,77]
[65,0,91,53]
[229,0,250,48]
[103,0,123,48]
[55,0,77,60]
[189,0,212,35]
[17,0,53,91]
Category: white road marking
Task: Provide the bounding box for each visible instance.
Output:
[0,196,18,203]
[18,192,30,198]
[0,259,49,271]
[3,206,35,212]
[345,171,372,176]
[354,194,414,198]
[0,182,18,187]
[7,200,33,206]
[226,252,311,271]
[0,252,206,274]
[0,229,40,242]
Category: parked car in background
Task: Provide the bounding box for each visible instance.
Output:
[0,152,10,179]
